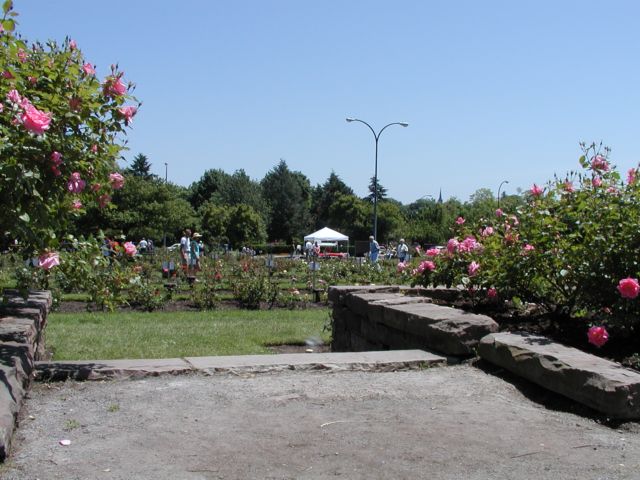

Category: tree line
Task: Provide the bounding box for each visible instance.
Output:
[70,153,523,248]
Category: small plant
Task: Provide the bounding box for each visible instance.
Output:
[107,403,120,413]
[64,419,80,431]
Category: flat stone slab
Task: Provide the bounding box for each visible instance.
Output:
[186,350,445,373]
[479,332,640,419]
[35,350,445,380]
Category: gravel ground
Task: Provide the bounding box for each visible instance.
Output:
[2,365,640,480]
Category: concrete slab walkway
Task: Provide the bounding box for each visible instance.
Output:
[3,358,640,479]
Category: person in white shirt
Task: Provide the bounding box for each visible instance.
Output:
[179,229,191,271]
[397,238,409,262]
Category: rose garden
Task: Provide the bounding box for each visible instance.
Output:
[2,2,640,477]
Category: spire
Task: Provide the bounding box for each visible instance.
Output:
[438,188,443,203]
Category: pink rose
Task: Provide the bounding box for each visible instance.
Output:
[495,208,503,217]
[98,193,111,208]
[69,39,77,50]
[628,169,637,185]
[17,48,27,63]
[2,71,14,79]
[50,151,62,165]
[592,176,602,188]
[91,183,102,192]
[468,261,480,277]
[417,260,436,273]
[72,200,82,209]
[67,172,86,193]
[397,262,407,273]
[455,217,465,225]
[523,244,535,253]
[425,248,440,257]
[447,238,459,254]
[590,155,609,172]
[103,76,127,96]
[487,287,498,299]
[109,172,125,190]
[82,63,95,75]
[587,326,609,348]
[38,252,60,270]
[27,76,37,84]
[6,89,21,104]
[481,226,494,237]
[21,104,52,135]
[0,103,3,113]
[563,181,574,193]
[617,277,640,299]
[459,236,481,253]
[90,144,98,153]
[530,184,543,196]
[118,105,137,124]
[124,241,137,256]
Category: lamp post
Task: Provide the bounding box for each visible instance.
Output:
[163,162,168,249]
[346,117,408,239]
[497,180,509,209]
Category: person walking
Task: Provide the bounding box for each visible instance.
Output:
[190,233,202,273]
[397,238,409,263]
[369,235,380,263]
[179,229,191,273]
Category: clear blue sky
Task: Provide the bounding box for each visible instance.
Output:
[15,1,640,204]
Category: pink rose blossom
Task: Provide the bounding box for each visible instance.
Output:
[487,287,498,299]
[27,76,37,84]
[50,151,63,176]
[72,200,82,209]
[2,71,14,79]
[417,260,436,273]
[21,105,52,135]
[124,241,137,256]
[38,252,60,270]
[17,48,27,63]
[6,89,21,104]
[0,103,3,113]
[69,39,77,50]
[103,76,127,96]
[109,172,125,190]
[426,248,440,257]
[590,155,609,172]
[587,326,609,348]
[67,172,86,193]
[617,277,640,299]
[446,238,459,254]
[458,236,481,253]
[90,144,98,153]
[91,183,102,192]
[495,208,503,217]
[530,184,543,196]
[397,262,407,273]
[98,193,111,208]
[563,181,574,193]
[481,226,494,237]
[455,217,465,225]
[523,244,535,253]
[118,105,137,124]
[592,176,602,188]
[468,261,480,277]
[628,169,637,185]
[82,63,95,75]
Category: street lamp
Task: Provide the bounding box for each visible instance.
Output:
[497,180,509,209]
[346,117,408,239]
[163,162,168,249]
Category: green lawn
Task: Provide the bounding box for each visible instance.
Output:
[46,308,332,360]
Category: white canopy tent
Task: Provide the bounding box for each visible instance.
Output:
[304,227,349,243]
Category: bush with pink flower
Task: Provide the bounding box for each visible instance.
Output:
[0,2,140,258]
[411,142,640,351]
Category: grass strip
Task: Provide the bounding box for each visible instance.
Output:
[46,308,332,360]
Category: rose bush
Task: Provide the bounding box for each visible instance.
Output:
[0,1,140,258]
[412,142,640,347]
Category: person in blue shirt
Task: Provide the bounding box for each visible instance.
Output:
[369,235,380,263]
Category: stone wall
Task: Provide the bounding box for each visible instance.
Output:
[329,285,498,356]
[0,289,52,461]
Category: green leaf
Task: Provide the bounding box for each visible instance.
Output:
[1,18,15,31]
[2,0,12,14]
[18,213,30,223]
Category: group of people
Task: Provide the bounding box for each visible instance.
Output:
[304,240,321,259]
[179,229,205,274]
[369,236,410,263]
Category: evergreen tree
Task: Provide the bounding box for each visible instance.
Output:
[126,153,153,178]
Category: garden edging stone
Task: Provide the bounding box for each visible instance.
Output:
[0,289,51,462]
[479,331,640,419]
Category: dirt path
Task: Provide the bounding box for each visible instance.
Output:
[3,365,640,479]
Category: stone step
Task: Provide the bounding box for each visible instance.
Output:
[36,350,446,381]
[479,332,640,419]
